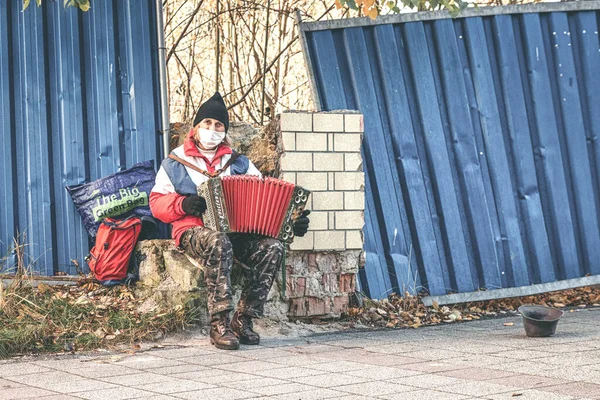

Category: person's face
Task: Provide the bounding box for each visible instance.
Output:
[197,118,225,133]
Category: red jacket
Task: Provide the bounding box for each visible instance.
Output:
[150,130,261,245]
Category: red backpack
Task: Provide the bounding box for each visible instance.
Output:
[86,216,142,283]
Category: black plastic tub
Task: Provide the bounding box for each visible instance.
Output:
[518,305,564,337]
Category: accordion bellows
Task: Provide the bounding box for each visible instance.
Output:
[198,176,310,242]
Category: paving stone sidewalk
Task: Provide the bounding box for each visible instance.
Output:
[1,308,599,400]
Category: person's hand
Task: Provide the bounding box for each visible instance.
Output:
[293,210,311,237]
[182,195,207,217]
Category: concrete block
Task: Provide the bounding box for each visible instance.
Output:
[313,153,344,171]
[335,211,364,230]
[344,191,365,210]
[290,231,314,251]
[335,172,364,191]
[345,114,364,133]
[346,230,364,250]
[281,152,313,172]
[296,132,327,151]
[163,248,203,292]
[314,231,345,250]
[334,133,362,152]
[308,211,328,230]
[281,112,312,132]
[314,113,344,132]
[296,172,328,191]
[281,132,295,151]
[328,172,335,190]
[344,153,362,171]
[135,241,166,287]
[281,172,296,185]
[328,133,334,151]
[312,192,344,211]
[328,212,335,230]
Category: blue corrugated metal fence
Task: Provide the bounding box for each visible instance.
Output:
[0,0,164,275]
[301,2,600,299]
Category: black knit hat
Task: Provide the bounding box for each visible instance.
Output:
[193,92,229,131]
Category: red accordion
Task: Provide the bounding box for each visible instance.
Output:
[198,176,310,242]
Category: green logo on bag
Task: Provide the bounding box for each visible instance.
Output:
[91,187,149,222]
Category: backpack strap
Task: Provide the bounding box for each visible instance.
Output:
[168,152,241,178]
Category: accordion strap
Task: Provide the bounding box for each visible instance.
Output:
[168,152,241,178]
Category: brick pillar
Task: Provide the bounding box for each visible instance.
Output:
[279,111,364,319]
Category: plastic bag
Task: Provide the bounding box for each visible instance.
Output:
[66,160,156,237]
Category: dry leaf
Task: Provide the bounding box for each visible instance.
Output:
[37,283,52,294]
[364,6,378,20]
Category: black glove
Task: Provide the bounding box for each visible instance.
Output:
[182,195,207,217]
[293,210,311,237]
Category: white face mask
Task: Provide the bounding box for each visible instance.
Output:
[197,128,226,150]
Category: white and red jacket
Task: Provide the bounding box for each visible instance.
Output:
[150,130,261,245]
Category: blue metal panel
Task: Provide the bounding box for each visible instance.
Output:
[0,0,164,275]
[302,4,600,298]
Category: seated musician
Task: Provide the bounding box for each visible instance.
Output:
[150,92,310,350]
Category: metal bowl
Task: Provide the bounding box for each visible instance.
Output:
[518,305,564,337]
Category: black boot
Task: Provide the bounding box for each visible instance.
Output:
[231,311,260,345]
[210,312,239,350]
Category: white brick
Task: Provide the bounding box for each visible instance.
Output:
[345,114,364,133]
[281,172,296,185]
[281,132,295,151]
[280,152,313,172]
[346,230,363,249]
[335,172,364,191]
[334,133,362,152]
[308,211,328,230]
[312,192,343,211]
[328,212,335,230]
[344,153,362,171]
[344,191,365,210]
[314,113,344,132]
[314,231,345,251]
[328,134,334,151]
[335,211,364,230]
[296,172,327,191]
[328,173,335,190]
[281,112,312,132]
[296,132,327,151]
[313,153,344,171]
[290,231,314,251]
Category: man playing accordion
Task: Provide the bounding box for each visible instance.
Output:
[150,92,310,350]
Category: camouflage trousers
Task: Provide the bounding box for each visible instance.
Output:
[180,227,284,318]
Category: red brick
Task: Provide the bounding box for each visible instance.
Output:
[321,273,339,293]
[332,295,349,314]
[288,298,307,317]
[307,297,330,316]
[307,253,318,273]
[294,277,306,298]
[339,274,356,293]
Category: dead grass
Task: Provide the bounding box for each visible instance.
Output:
[0,237,200,359]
